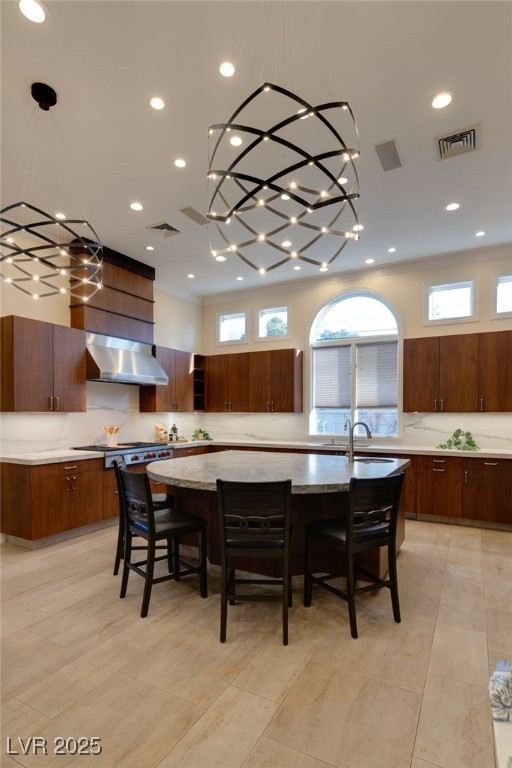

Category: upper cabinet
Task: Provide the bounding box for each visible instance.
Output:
[248,349,303,413]
[478,330,512,412]
[403,330,512,413]
[204,348,302,413]
[1,315,86,412]
[140,346,194,412]
[206,352,250,412]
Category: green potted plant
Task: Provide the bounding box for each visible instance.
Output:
[192,428,212,441]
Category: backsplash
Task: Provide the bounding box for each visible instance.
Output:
[0,381,511,454]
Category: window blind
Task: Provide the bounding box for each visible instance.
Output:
[356,342,398,407]
[313,346,351,407]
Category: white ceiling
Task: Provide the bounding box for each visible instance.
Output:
[1,0,511,301]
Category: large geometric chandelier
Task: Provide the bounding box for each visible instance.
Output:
[0,82,103,300]
[207,82,360,275]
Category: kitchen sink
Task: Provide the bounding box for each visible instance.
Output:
[353,457,394,463]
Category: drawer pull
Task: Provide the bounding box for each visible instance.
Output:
[433,459,446,464]
[484,461,499,466]
[63,465,77,470]
[433,468,446,472]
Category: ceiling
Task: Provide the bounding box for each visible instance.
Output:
[1,0,511,302]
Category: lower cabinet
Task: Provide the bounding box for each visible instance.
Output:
[416,456,463,518]
[1,458,104,540]
[173,445,210,459]
[462,458,512,524]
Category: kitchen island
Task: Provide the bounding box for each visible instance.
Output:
[148,450,410,578]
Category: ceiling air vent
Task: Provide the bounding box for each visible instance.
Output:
[179,206,209,226]
[436,126,478,160]
[147,221,180,237]
[374,139,402,171]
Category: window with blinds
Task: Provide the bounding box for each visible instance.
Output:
[310,292,399,437]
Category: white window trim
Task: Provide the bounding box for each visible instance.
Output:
[216,310,249,347]
[423,277,479,325]
[255,304,291,342]
[490,271,512,319]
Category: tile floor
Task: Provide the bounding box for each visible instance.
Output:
[1,520,511,768]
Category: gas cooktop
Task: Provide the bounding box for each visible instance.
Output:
[72,442,174,467]
[73,442,165,452]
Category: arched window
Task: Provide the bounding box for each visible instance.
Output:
[310,291,399,437]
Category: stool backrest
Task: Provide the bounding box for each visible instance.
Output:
[113,458,156,536]
[347,473,405,546]
[217,479,292,546]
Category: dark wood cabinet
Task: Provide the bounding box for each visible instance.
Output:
[1,316,86,412]
[140,346,194,412]
[403,334,478,412]
[478,330,512,412]
[206,352,250,412]
[173,445,210,459]
[248,349,303,413]
[462,458,512,524]
[403,330,511,413]
[1,458,103,540]
[415,455,463,518]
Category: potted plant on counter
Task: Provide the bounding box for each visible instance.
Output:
[192,428,212,441]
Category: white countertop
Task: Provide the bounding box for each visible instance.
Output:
[1,440,510,465]
[147,449,410,493]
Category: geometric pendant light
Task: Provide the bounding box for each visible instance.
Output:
[207,82,360,275]
[0,82,103,300]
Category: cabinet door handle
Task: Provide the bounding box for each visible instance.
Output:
[433,468,446,472]
[48,396,53,411]
[484,461,499,466]
[65,476,70,491]
[271,401,275,412]
[266,401,271,412]
[434,399,438,412]
[54,396,60,411]
[71,475,76,491]
[464,470,468,484]
[440,399,444,411]
[480,398,484,412]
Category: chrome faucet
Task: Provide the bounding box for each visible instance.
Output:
[344,419,372,462]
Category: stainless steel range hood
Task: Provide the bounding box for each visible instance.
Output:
[86,333,168,386]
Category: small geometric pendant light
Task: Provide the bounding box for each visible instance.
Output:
[0,82,103,300]
[207,82,360,275]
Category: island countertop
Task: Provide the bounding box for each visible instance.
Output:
[147,449,410,494]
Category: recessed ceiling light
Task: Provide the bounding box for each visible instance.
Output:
[130,202,143,211]
[230,136,242,147]
[475,230,486,237]
[431,91,453,109]
[150,97,165,110]
[445,202,460,211]
[281,240,292,247]
[187,274,195,279]
[387,247,396,253]
[236,276,243,281]
[55,212,65,220]
[365,258,375,264]
[19,0,45,23]
[353,223,364,231]
[174,158,186,168]
[145,245,154,251]
[220,62,235,77]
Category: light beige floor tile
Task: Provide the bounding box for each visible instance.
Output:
[0,698,49,742]
[265,660,421,768]
[483,552,512,585]
[311,621,431,694]
[11,672,203,768]
[428,623,489,689]
[411,759,444,768]
[485,606,512,656]
[157,685,278,768]
[447,546,483,567]
[1,754,24,767]
[242,737,336,767]
[443,562,483,594]
[17,637,139,718]
[414,673,495,768]
[483,581,512,613]
[0,601,50,638]
[437,588,486,632]
[1,630,79,702]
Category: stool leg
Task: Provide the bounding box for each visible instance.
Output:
[388,543,401,623]
[304,534,313,607]
[345,552,358,639]
[141,540,155,618]
[174,539,181,580]
[220,555,228,643]
[113,510,125,576]
[199,528,208,598]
